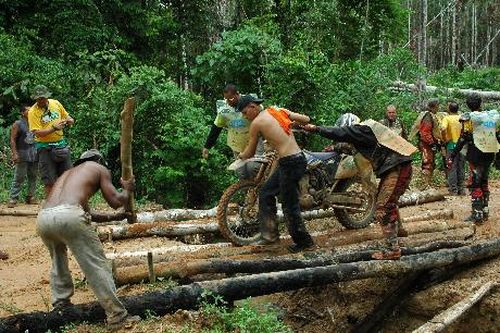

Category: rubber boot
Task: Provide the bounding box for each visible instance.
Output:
[372,222,401,260]
[465,197,483,224]
[255,216,280,245]
[421,170,432,190]
[482,192,489,221]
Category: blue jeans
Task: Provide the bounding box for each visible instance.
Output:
[10,161,38,200]
[259,152,313,246]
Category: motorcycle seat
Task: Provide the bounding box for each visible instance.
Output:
[303,150,338,162]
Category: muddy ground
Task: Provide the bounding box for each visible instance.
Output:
[0,179,499,333]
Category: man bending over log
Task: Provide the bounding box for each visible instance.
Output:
[303,114,417,260]
[238,96,315,252]
[36,149,140,331]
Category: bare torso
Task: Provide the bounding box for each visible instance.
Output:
[254,110,301,158]
[43,162,105,211]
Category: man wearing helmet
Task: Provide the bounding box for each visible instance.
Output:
[303,116,417,260]
[36,149,140,330]
[448,94,499,224]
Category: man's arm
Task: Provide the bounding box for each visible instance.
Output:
[203,124,223,158]
[10,122,19,163]
[239,121,260,160]
[98,167,135,210]
[287,110,310,124]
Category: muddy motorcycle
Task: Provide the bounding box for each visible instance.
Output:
[216,148,377,246]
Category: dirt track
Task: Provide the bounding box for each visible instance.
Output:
[0,181,499,333]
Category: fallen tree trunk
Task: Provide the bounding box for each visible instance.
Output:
[0,209,37,217]
[114,241,466,285]
[391,81,500,100]
[398,189,445,207]
[98,189,443,228]
[402,209,453,223]
[2,239,499,333]
[411,282,497,333]
[97,220,220,241]
[110,221,474,267]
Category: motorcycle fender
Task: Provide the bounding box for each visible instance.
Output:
[335,155,358,179]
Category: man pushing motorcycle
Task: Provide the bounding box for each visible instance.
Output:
[303,114,417,260]
[237,96,315,253]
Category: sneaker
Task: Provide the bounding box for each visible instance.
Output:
[287,242,317,253]
[0,250,8,260]
[371,247,401,260]
[107,315,141,331]
[7,199,16,208]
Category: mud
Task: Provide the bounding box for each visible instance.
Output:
[0,181,498,332]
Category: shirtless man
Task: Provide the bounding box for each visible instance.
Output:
[37,149,140,330]
[237,96,314,252]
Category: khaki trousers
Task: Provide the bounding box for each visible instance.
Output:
[37,205,127,324]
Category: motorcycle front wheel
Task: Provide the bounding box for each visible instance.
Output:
[333,178,375,229]
[217,180,262,246]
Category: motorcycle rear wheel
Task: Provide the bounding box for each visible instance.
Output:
[333,178,375,229]
[217,180,262,246]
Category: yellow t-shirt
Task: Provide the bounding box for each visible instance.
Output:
[440,114,462,144]
[28,99,69,143]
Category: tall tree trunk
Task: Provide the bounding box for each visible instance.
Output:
[420,0,428,66]
[451,0,457,66]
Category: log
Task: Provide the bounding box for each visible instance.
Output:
[97,220,220,241]
[391,81,500,100]
[401,209,453,223]
[109,221,474,268]
[398,189,445,207]
[120,97,137,223]
[0,209,37,217]
[2,239,499,333]
[411,282,497,333]
[114,241,466,285]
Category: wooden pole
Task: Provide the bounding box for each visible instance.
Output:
[2,239,499,333]
[412,282,497,333]
[120,97,136,223]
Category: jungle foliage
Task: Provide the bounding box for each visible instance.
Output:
[1,0,498,207]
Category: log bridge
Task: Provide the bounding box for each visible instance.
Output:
[1,239,499,333]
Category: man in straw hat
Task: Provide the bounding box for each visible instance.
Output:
[36,149,140,330]
[28,85,74,196]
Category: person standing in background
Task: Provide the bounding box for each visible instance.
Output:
[441,101,465,195]
[8,105,38,207]
[379,104,407,139]
[28,85,74,197]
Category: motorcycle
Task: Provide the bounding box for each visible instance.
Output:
[216,145,377,246]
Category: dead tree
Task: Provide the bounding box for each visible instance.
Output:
[412,282,497,333]
[1,239,499,333]
[114,241,467,285]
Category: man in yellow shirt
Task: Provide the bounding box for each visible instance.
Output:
[28,85,74,196]
[441,101,465,195]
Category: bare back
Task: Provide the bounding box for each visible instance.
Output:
[253,110,301,158]
[44,162,115,211]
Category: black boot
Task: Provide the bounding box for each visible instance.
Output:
[465,197,483,224]
[483,192,489,221]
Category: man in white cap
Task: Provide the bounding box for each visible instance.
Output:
[36,149,140,330]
